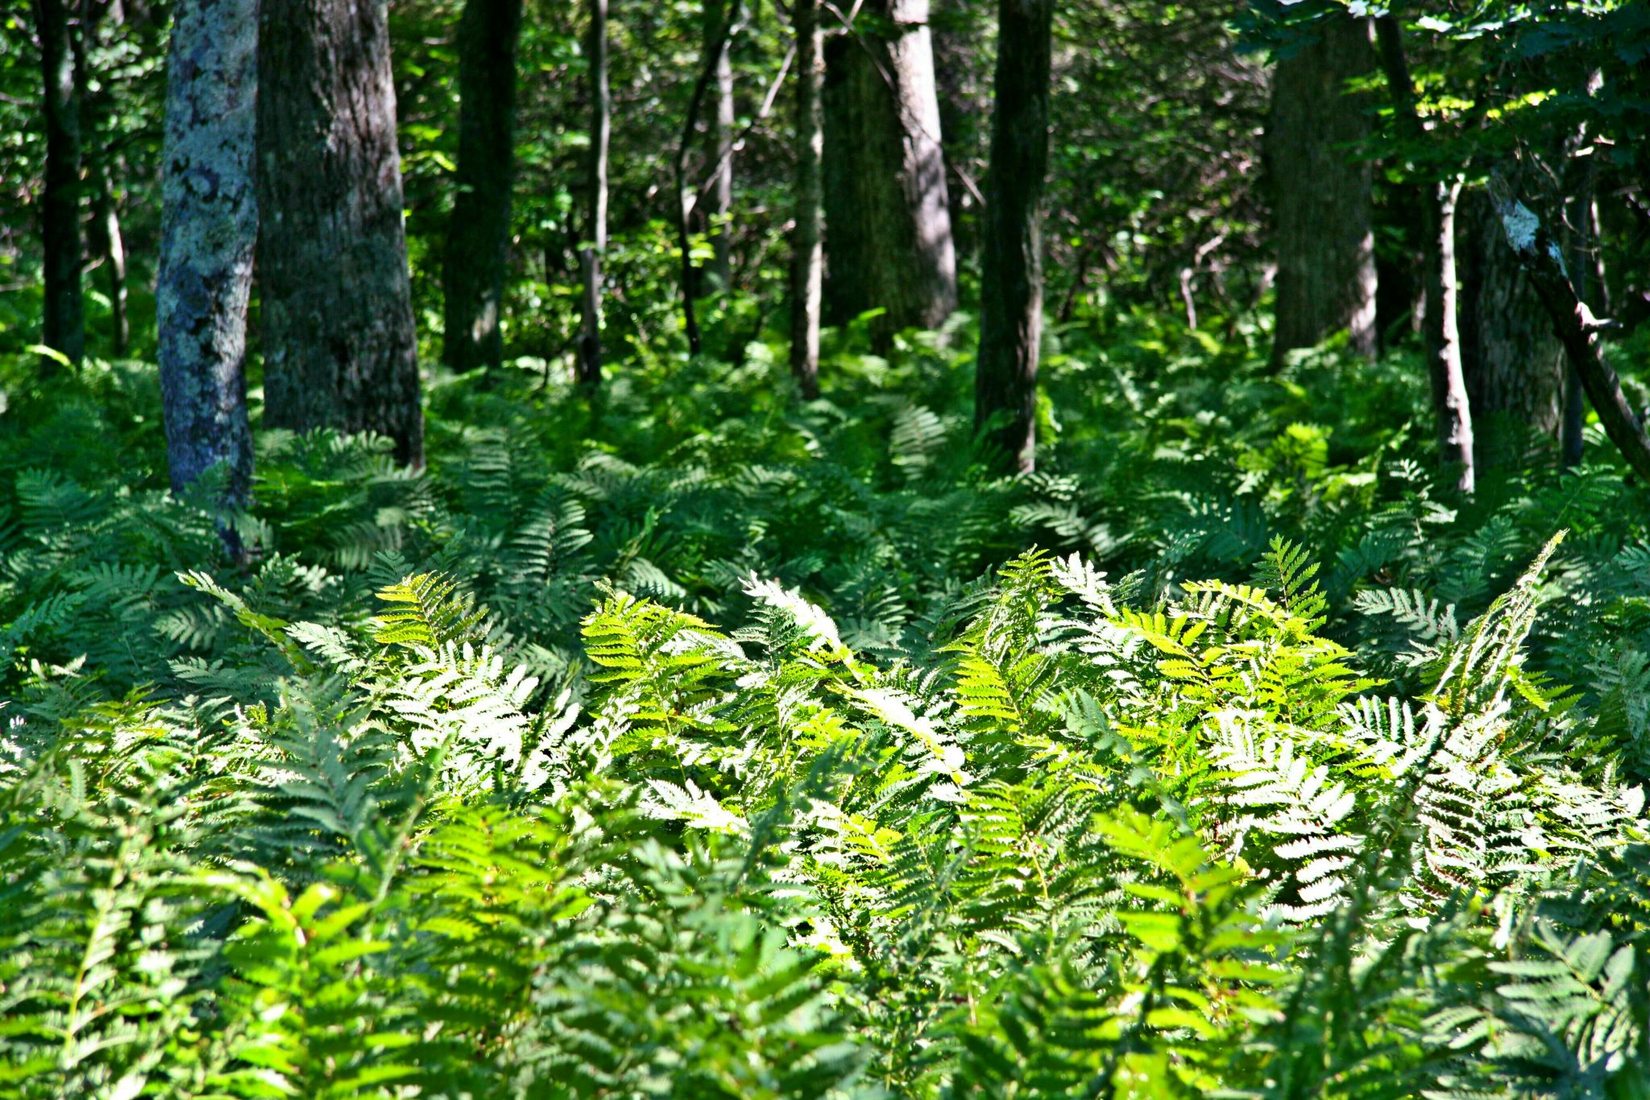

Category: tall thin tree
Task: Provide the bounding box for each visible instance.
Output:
[1375,15,1473,492]
[156,0,257,557]
[257,0,424,465]
[73,0,130,357]
[577,0,610,386]
[443,0,525,374]
[789,0,823,398]
[1266,15,1378,367]
[974,0,1053,475]
[33,0,85,366]
[705,0,738,292]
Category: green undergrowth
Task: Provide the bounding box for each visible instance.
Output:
[2,311,1650,1096]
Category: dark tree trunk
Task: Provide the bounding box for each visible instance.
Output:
[788,0,823,399]
[1561,157,1605,469]
[257,0,423,466]
[822,0,957,344]
[1375,16,1473,492]
[1489,176,1650,484]
[1373,181,1425,348]
[34,0,85,366]
[1266,15,1377,366]
[1459,189,1564,465]
[156,0,257,558]
[442,0,523,374]
[576,0,609,386]
[974,0,1052,476]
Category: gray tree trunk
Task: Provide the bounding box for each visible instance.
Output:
[974,0,1052,476]
[442,0,524,374]
[256,0,423,466]
[576,0,609,386]
[1425,178,1475,492]
[1266,16,1377,366]
[822,0,957,344]
[156,0,257,556]
[34,0,85,367]
[706,0,736,293]
[789,0,823,398]
[1459,189,1564,465]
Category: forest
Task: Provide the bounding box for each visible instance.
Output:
[1,0,1649,1094]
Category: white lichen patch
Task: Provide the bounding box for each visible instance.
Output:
[1497,199,1541,255]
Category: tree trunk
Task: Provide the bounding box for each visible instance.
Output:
[1266,15,1377,366]
[34,0,85,367]
[1561,155,1604,469]
[257,0,423,466]
[929,0,982,263]
[788,0,823,399]
[1489,176,1650,484]
[822,0,957,344]
[974,0,1052,476]
[88,172,129,357]
[1375,16,1473,492]
[156,0,257,558]
[705,0,736,293]
[576,0,609,386]
[73,0,129,358]
[442,0,523,374]
[1459,189,1564,464]
[1424,177,1475,492]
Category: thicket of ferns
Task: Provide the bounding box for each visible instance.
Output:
[2,327,1649,1096]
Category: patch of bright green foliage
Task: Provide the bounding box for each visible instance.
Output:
[2,312,1650,1096]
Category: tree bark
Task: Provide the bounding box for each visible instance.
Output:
[705,0,736,293]
[257,0,423,466]
[1489,177,1650,484]
[788,0,823,399]
[156,0,257,558]
[442,0,523,374]
[577,0,609,386]
[973,0,1052,476]
[34,0,85,367]
[1459,189,1564,463]
[1266,15,1377,366]
[1375,16,1473,492]
[822,0,957,344]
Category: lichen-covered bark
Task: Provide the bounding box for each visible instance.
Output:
[1266,16,1377,366]
[823,0,957,344]
[1459,189,1563,463]
[442,0,523,374]
[974,0,1052,475]
[788,0,823,398]
[34,0,85,366]
[156,0,256,553]
[257,0,423,465]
